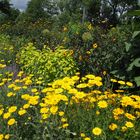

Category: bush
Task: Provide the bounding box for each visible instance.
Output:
[17,43,78,83]
[62,22,131,78]
[0,34,15,65]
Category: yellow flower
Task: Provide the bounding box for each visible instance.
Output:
[118,80,125,85]
[55,88,63,94]
[0,134,4,140]
[88,24,93,30]
[101,20,107,23]
[3,112,11,119]
[85,74,95,79]
[0,64,6,68]
[135,111,140,118]
[61,118,67,122]
[115,90,124,93]
[28,96,39,105]
[8,84,16,88]
[0,82,4,87]
[95,81,103,87]
[86,51,91,54]
[17,71,24,77]
[21,94,30,100]
[50,106,58,115]
[59,111,64,116]
[8,118,16,126]
[103,71,106,75]
[109,123,118,131]
[93,43,98,49]
[77,83,87,88]
[126,82,133,87]
[121,96,134,107]
[63,27,68,32]
[94,76,102,81]
[84,137,91,140]
[121,126,127,132]
[23,104,30,109]
[79,55,82,61]
[25,80,32,85]
[42,114,49,119]
[13,86,21,91]
[5,134,10,139]
[36,81,42,84]
[0,109,3,116]
[14,79,20,83]
[125,113,135,120]
[113,108,124,116]
[98,100,108,108]
[2,78,7,82]
[41,88,48,93]
[125,121,134,128]
[92,127,102,135]
[40,108,49,114]
[80,133,86,137]
[75,92,86,99]
[31,88,38,93]
[96,111,100,115]
[22,86,28,89]
[18,109,26,116]
[62,123,69,128]
[8,106,17,113]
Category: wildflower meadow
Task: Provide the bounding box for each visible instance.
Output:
[0,0,140,139]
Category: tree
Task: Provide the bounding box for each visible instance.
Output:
[101,0,139,26]
[57,0,139,26]
[0,0,11,15]
[26,0,58,22]
[0,0,20,23]
[9,7,20,21]
[26,0,45,20]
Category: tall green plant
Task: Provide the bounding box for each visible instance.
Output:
[17,43,78,83]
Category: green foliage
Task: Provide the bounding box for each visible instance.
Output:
[127,31,140,86]
[17,43,78,83]
[134,76,140,86]
[0,0,11,15]
[25,0,58,22]
[0,1,140,139]
[112,30,140,87]
[0,34,15,65]
[127,10,140,16]
[0,0,20,24]
[26,0,46,21]
[62,22,131,78]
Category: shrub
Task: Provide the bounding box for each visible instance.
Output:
[0,34,15,65]
[62,22,131,78]
[17,43,77,83]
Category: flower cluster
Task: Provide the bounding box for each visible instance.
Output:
[0,62,139,139]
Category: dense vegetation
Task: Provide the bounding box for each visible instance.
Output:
[0,0,140,139]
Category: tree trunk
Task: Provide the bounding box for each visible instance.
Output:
[82,6,86,23]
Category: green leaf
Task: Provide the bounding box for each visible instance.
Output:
[110,70,118,74]
[132,31,140,39]
[127,58,140,71]
[134,76,140,86]
[114,75,125,80]
[125,42,131,52]
[127,10,140,16]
